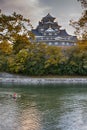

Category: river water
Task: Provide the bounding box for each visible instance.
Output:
[0,83,87,130]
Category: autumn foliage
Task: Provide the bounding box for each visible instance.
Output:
[0,9,87,76]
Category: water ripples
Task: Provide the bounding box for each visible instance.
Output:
[0,84,87,130]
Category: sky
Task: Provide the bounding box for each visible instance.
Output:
[0,0,83,35]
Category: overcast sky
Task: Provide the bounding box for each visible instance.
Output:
[0,0,83,35]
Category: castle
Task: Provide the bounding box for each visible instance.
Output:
[32,13,77,46]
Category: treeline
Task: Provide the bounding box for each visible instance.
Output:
[0,40,87,76]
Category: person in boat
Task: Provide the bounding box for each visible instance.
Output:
[13,93,17,99]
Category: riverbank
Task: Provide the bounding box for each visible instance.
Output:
[0,72,87,84]
[0,77,87,84]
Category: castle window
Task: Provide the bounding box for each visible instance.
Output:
[49,42,52,45]
[74,43,76,45]
[62,42,65,45]
[49,33,52,35]
[55,42,58,45]
[46,37,49,40]
[66,42,69,45]
[50,37,53,40]
[55,29,58,31]
[44,33,46,35]
[40,28,44,31]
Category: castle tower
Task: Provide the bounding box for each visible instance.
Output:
[32,13,77,46]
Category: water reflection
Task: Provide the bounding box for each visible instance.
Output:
[0,84,87,130]
[0,95,19,130]
[58,93,87,130]
[20,105,42,130]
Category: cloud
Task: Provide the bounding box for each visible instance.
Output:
[37,0,83,34]
[0,0,50,27]
[0,0,83,34]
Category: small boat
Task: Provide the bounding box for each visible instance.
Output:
[0,92,21,99]
[12,93,17,99]
[12,93,21,99]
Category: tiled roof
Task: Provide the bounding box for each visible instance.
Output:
[58,29,70,37]
[45,27,55,32]
[42,13,55,20]
[70,36,77,41]
[32,29,42,36]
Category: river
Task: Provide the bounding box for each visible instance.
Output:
[0,83,87,130]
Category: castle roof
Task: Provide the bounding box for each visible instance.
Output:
[31,14,77,44]
[58,29,70,37]
[42,13,55,20]
[45,27,55,32]
[32,29,42,36]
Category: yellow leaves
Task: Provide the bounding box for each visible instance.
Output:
[7,57,16,72]
[0,11,32,44]
[0,40,13,54]
[8,55,25,73]
[28,32,35,40]
[15,25,21,33]
[70,61,77,66]
[45,59,57,68]
[8,24,13,32]
[13,35,32,53]
[8,57,14,65]
[44,46,63,68]
[59,56,68,64]
[8,49,28,73]
[46,46,61,55]
[14,63,24,73]
[16,49,28,64]
[77,40,87,51]
[18,49,28,57]
[44,63,50,68]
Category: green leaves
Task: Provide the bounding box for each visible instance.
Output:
[0,41,87,75]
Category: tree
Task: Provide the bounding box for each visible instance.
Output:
[0,40,12,54]
[0,40,13,72]
[0,10,33,43]
[13,35,32,54]
[70,10,87,40]
[77,0,87,8]
[70,0,87,40]
[8,49,29,73]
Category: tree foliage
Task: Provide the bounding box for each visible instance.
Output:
[0,10,87,76]
[6,43,87,76]
[77,0,87,8]
[70,10,87,40]
[0,40,12,54]
[0,10,32,43]
[70,0,87,40]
